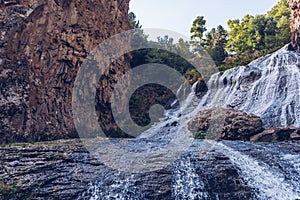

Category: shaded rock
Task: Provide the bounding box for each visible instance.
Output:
[291,132,300,140]
[0,0,131,144]
[195,78,208,98]
[289,0,300,52]
[188,108,264,141]
[250,127,300,142]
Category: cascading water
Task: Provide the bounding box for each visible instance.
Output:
[172,156,208,200]
[197,45,300,128]
[86,46,300,199]
[138,82,200,139]
[215,142,300,200]
[86,172,143,200]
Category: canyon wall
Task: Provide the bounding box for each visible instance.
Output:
[290,0,300,51]
[0,0,131,143]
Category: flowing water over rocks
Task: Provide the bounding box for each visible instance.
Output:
[1,46,300,199]
[1,140,300,200]
[197,45,300,128]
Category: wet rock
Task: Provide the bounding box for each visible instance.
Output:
[188,108,264,141]
[1,139,300,199]
[291,132,300,140]
[250,127,300,142]
[195,78,208,98]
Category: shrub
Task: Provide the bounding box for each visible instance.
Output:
[194,130,207,139]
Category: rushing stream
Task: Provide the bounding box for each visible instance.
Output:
[85,45,300,199]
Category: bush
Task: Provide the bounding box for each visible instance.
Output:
[218,47,281,71]
[194,130,207,139]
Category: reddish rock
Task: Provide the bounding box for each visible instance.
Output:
[291,131,300,140]
[188,108,264,141]
[0,0,131,143]
[250,127,300,142]
[289,0,300,51]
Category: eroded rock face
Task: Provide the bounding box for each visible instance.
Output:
[289,0,300,51]
[0,0,131,143]
[188,108,264,141]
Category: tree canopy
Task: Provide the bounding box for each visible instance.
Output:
[130,0,291,71]
[226,0,290,53]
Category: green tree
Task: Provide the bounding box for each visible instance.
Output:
[204,25,228,66]
[176,38,195,59]
[190,16,207,44]
[268,0,291,46]
[129,12,142,29]
[226,0,290,54]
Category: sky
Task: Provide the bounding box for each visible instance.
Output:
[129,0,280,39]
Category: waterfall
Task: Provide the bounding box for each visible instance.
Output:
[85,46,300,199]
[172,156,208,200]
[138,82,199,139]
[215,143,300,200]
[197,45,300,128]
[282,154,300,174]
[87,172,143,200]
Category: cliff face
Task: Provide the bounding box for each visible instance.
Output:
[289,0,300,51]
[0,0,131,143]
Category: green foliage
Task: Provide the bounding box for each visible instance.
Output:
[185,68,201,84]
[268,0,290,21]
[204,25,228,66]
[226,0,290,54]
[0,182,20,197]
[190,16,207,42]
[219,46,281,71]
[130,32,197,77]
[128,12,202,128]
[226,14,278,53]
[194,130,207,139]
[130,0,291,76]
[268,0,291,46]
[129,12,142,29]
[129,12,149,50]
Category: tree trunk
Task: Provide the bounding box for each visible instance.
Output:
[289,0,300,51]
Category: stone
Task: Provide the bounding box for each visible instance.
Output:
[291,132,300,140]
[250,127,300,142]
[188,108,264,141]
[195,78,208,98]
[289,0,300,51]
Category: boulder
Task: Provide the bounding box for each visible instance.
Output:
[188,108,264,141]
[250,127,300,142]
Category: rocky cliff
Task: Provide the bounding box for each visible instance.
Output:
[290,0,300,51]
[0,0,131,144]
